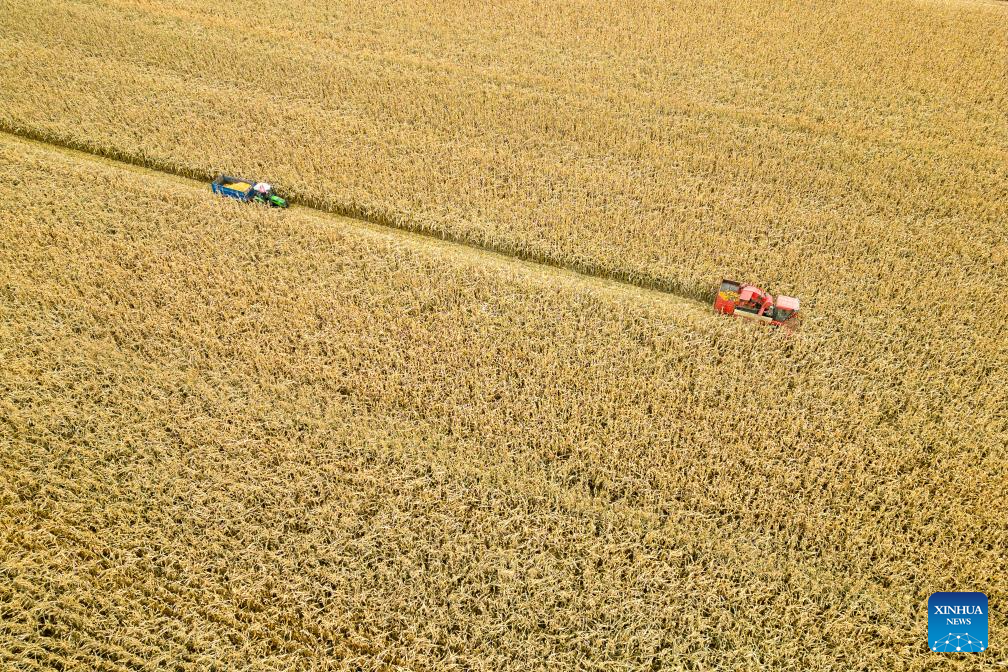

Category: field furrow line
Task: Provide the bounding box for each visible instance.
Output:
[0,124,713,312]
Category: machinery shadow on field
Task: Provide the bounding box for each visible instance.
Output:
[0,122,715,309]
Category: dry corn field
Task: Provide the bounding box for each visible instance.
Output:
[1,0,1006,669]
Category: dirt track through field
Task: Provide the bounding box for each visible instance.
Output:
[1,125,713,313]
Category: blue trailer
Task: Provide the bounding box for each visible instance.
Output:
[211,174,288,208]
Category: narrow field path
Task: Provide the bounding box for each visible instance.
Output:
[1,125,713,313]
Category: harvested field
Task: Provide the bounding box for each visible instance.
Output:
[1,0,1006,669]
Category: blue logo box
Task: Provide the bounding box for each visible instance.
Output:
[928,592,988,653]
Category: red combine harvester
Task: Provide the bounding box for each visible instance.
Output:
[713,279,800,328]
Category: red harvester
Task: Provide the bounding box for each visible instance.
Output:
[713,279,800,328]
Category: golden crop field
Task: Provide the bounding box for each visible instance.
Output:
[3,0,1006,305]
[1,0,1006,669]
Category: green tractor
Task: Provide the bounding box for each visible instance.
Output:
[211,174,289,208]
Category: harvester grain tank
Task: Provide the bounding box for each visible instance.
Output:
[713,279,800,328]
[211,174,288,208]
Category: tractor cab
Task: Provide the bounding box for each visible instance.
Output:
[252,182,288,208]
[772,295,800,324]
